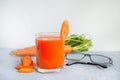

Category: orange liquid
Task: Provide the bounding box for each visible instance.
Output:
[36,36,64,69]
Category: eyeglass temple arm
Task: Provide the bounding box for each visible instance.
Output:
[66,62,107,68]
[87,62,107,68]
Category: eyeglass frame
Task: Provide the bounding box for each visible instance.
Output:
[65,53,113,68]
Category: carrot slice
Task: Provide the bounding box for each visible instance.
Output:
[16,64,34,70]
[26,61,34,69]
[18,68,34,73]
[15,64,23,70]
[21,56,32,67]
[60,20,69,40]
[15,56,35,73]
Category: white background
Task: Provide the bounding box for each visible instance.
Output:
[0,0,120,51]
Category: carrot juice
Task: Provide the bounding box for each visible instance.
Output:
[35,32,64,73]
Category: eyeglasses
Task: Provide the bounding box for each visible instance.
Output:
[65,52,113,68]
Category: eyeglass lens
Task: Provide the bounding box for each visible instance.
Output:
[90,55,111,64]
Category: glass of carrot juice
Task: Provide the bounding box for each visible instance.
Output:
[35,32,64,73]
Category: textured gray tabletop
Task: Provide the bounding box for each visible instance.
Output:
[0,48,120,80]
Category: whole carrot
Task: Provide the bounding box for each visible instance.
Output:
[11,20,92,56]
[12,45,73,56]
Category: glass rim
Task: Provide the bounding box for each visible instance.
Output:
[35,32,60,37]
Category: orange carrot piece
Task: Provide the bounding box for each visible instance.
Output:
[60,20,69,40]
[16,64,34,70]
[64,45,73,54]
[11,46,36,56]
[15,56,35,73]
[18,68,34,73]
[25,61,34,69]
[25,65,34,69]
[21,56,32,67]
[15,64,23,70]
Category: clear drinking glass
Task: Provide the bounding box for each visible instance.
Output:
[35,32,64,73]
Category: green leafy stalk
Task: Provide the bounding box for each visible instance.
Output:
[65,34,92,52]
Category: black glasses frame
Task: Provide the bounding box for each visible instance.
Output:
[65,53,113,68]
